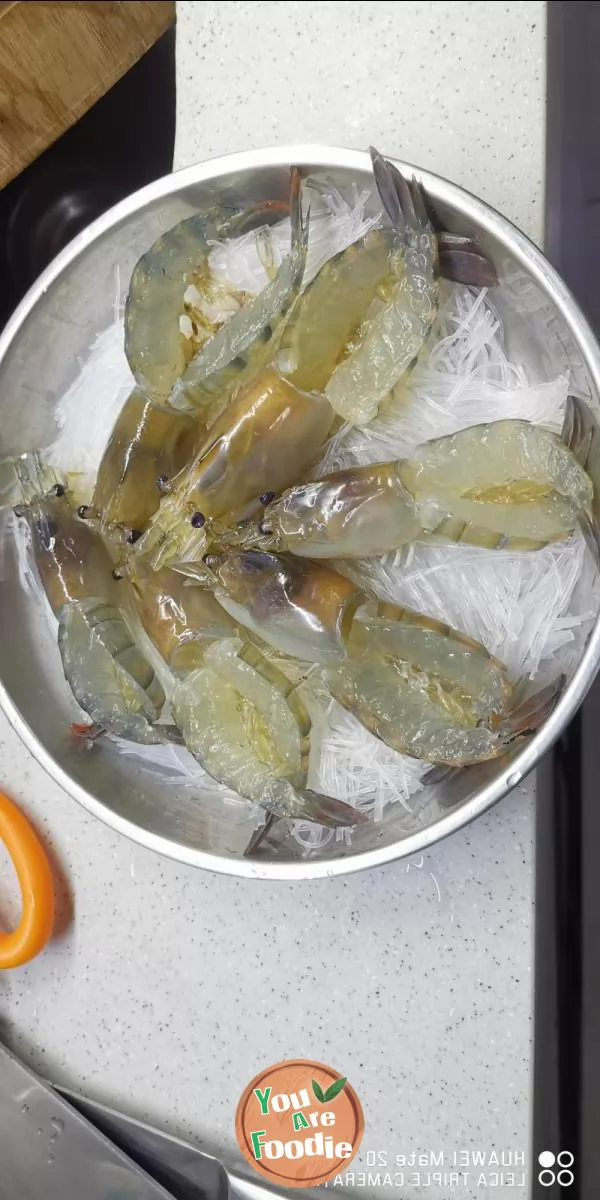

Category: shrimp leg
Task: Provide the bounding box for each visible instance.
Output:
[14,456,177,744]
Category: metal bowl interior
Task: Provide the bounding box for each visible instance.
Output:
[1,145,600,879]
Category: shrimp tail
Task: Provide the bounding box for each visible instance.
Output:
[503,675,565,738]
[245,790,367,855]
[294,789,367,828]
[69,722,105,746]
[561,395,600,559]
[437,238,499,288]
[562,394,595,462]
[169,171,309,411]
[368,146,406,231]
[244,812,280,857]
[409,180,497,285]
[418,179,499,286]
[423,676,565,785]
[246,791,366,849]
[370,149,435,238]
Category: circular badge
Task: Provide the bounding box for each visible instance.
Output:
[235,1059,364,1188]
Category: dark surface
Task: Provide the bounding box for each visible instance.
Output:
[534,3,600,1197]
[0,26,176,331]
[54,1086,229,1200]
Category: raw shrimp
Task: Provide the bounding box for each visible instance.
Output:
[168,168,309,415]
[83,389,202,537]
[258,410,595,558]
[200,549,363,663]
[322,148,439,425]
[14,456,174,745]
[125,196,287,407]
[171,639,364,827]
[200,548,527,765]
[325,641,558,765]
[325,605,555,765]
[132,367,334,570]
[128,565,363,833]
[201,548,509,685]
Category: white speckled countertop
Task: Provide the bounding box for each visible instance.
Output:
[1,4,544,1199]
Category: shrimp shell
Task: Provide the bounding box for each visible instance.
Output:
[261,461,421,558]
[91,390,202,533]
[260,412,595,560]
[129,563,237,674]
[325,646,512,765]
[58,599,169,744]
[323,150,439,425]
[132,368,334,571]
[205,549,362,663]
[322,599,561,765]
[402,419,593,512]
[401,416,594,551]
[354,606,511,721]
[125,199,281,407]
[125,208,235,404]
[171,639,363,826]
[15,457,173,743]
[169,168,309,414]
[280,227,396,392]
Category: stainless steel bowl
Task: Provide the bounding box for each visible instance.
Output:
[1,145,600,879]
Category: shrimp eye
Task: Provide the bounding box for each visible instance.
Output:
[35,516,58,548]
[126,529,143,544]
[259,491,275,506]
[112,566,125,581]
[156,474,170,491]
[77,505,91,519]
[191,511,205,528]
[51,483,66,497]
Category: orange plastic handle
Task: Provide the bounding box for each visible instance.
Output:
[0,791,54,969]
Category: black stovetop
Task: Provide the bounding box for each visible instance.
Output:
[534,4,600,1198]
[0,29,175,332]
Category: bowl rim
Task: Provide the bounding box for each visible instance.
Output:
[2,142,600,880]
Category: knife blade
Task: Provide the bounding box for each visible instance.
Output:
[53,1085,230,1200]
[0,1042,178,1200]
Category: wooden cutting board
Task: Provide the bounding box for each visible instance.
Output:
[0,0,175,189]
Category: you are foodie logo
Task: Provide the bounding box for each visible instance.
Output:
[235,1059,364,1187]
